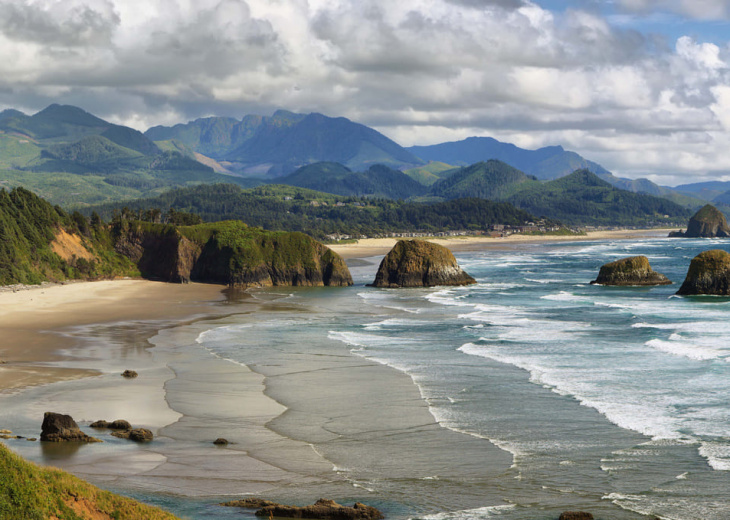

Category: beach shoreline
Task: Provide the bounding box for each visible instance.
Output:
[328,228,673,259]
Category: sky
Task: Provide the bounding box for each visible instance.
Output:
[1,0,730,185]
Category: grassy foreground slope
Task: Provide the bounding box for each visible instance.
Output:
[0,442,179,520]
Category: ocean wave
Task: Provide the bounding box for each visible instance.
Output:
[645,338,726,361]
[413,505,516,520]
[540,291,590,302]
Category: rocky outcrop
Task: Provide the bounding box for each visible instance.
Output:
[590,256,671,286]
[213,438,229,445]
[90,420,132,430]
[559,513,594,520]
[676,249,730,295]
[121,370,138,378]
[254,499,384,520]
[221,498,277,508]
[111,428,154,442]
[671,204,730,238]
[40,412,101,443]
[370,240,476,288]
[114,221,352,288]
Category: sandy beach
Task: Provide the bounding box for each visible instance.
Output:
[329,228,673,259]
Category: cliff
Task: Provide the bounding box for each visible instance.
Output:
[672,204,730,238]
[676,249,730,295]
[590,256,671,286]
[370,240,476,288]
[114,220,353,287]
[0,442,179,519]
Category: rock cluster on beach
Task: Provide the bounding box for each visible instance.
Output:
[40,412,101,443]
[590,256,671,286]
[370,240,476,288]
[669,204,730,238]
[676,249,730,295]
[91,418,154,442]
[222,498,384,520]
[90,419,132,430]
[121,369,138,378]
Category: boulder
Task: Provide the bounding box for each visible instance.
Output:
[677,249,730,295]
[671,204,730,238]
[90,420,132,430]
[111,428,154,442]
[40,412,101,443]
[255,499,384,520]
[220,498,277,508]
[370,240,476,288]
[121,370,138,378]
[559,513,593,520]
[590,256,671,286]
[213,438,229,445]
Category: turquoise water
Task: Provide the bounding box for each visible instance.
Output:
[195,237,730,520]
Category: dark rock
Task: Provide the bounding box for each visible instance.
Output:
[590,256,671,286]
[111,428,154,442]
[677,249,730,295]
[40,412,101,443]
[27,438,37,442]
[558,513,594,520]
[213,438,229,445]
[370,240,476,288]
[121,370,138,378]
[255,499,384,520]
[671,204,730,238]
[90,420,132,430]
[221,498,277,508]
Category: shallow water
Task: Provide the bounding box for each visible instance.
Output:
[3,237,730,520]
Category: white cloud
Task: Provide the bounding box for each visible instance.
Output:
[616,0,730,19]
[0,0,730,183]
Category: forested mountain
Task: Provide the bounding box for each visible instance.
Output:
[146,110,424,176]
[503,170,691,226]
[279,162,428,198]
[407,137,611,180]
[84,184,538,239]
[429,161,537,200]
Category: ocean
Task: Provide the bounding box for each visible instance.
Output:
[4,236,730,520]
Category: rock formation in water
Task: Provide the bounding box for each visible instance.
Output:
[370,240,476,288]
[90,419,132,430]
[254,499,384,520]
[121,370,138,378]
[114,220,353,288]
[676,249,730,295]
[40,412,101,443]
[590,256,671,286]
[111,428,154,442]
[670,204,730,238]
[559,513,594,520]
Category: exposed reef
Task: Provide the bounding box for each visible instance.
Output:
[590,256,671,286]
[370,239,476,288]
[677,249,730,295]
[114,220,353,288]
[670,204,730,238]
[221,498,384,520]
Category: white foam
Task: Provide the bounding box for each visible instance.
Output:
[699,442,730,471]
[414,505,516,520]
[540,291,590,302]
[645,339,725,361]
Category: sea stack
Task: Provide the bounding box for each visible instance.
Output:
[670,204,730,238]
[590,256,671,286]
[677,249,730,295]
[370,240,476,288]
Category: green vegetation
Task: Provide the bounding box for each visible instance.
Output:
[280,162,428,198]
[404,161,456,185]
[0,442,179,520]
[430,160,537,200]
[84,183,539,239]
[0,187,138,285]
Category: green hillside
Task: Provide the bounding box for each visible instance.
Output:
[505,170,691,225]
[404,161,456,185]
[279,161,428,198]
[430,160,538,200]
[84,183,538,239]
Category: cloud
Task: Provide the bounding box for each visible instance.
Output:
[0,0,730,183]
[616,0,730,20]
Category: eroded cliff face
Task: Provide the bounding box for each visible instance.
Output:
[590,256,671,286]
[114,221,352,288]
[677,249,730,295]
[370,239,476,288]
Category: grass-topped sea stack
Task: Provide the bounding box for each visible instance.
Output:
[670,204,730,238]
[370,239,476,288]
[590,256,671,286]
[677,249,730,295]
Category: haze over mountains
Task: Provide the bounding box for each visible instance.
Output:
[0,103,725,226]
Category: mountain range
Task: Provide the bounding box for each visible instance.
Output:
[0,103,725,225]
